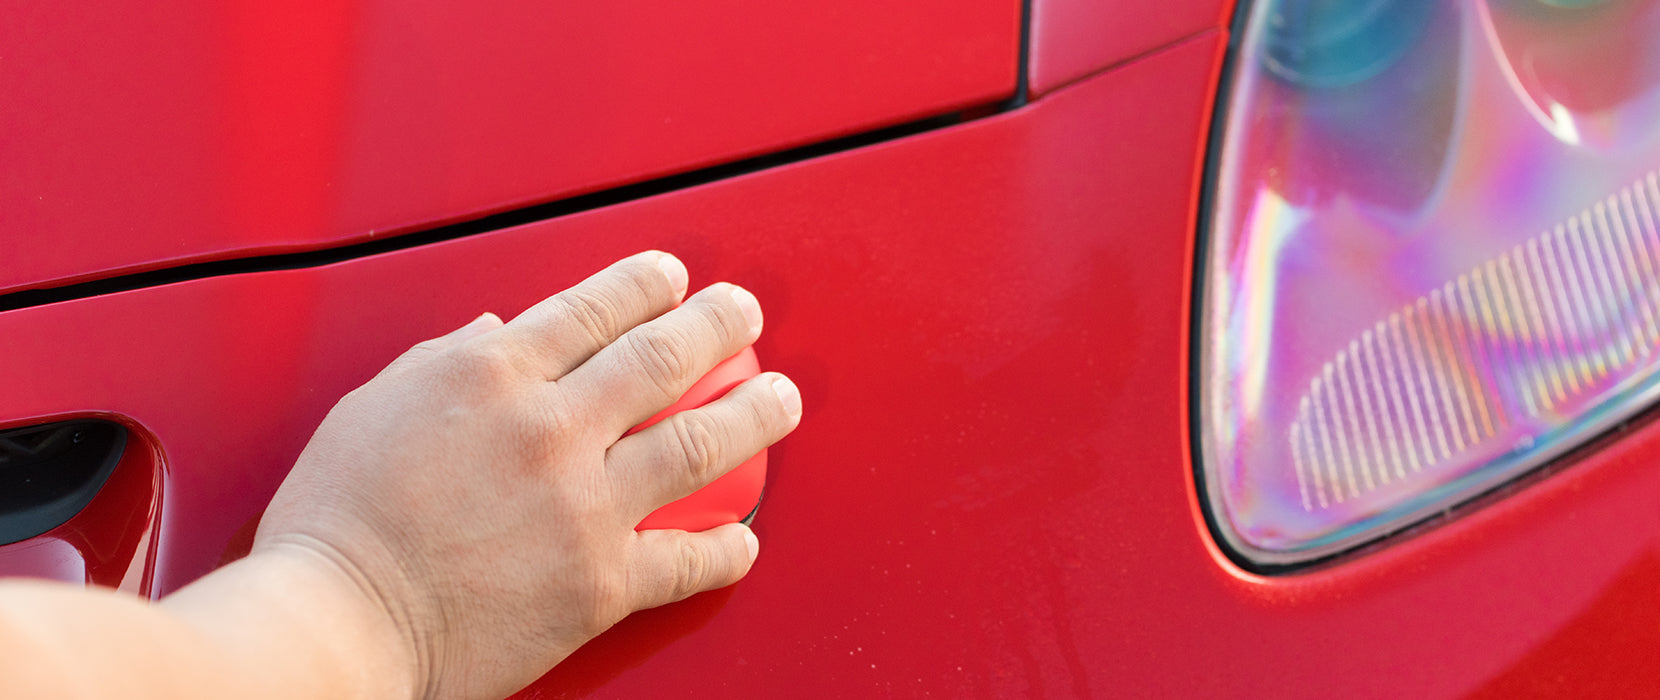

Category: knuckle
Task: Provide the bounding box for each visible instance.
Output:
[506,412,559,466]
[448,340,521,380]
[618,261,661,305]
[624,326,695,396]
[698,288,745,345]
[515,393,595,464]
[739,385,776,431]
[407,338,447,360]
[747,402,780,442]
[552,286,627,347]
[667,412,723,484]
[428,339,532,399]
[533,393,580,436]
[386,338,447,374]
[673,539,710,600]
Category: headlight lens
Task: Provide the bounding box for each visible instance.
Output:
[1199,0,1660,566]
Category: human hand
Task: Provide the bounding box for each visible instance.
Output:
[252,252,801,699]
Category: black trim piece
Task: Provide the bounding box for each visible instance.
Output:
[0,420,127,546]
[1000,0,1034,110]
[739,491,764,527]
[0,111,976,314]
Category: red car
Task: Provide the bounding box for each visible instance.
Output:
[4,0,1658,695]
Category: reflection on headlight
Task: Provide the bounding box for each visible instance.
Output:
[1199,0,1660,567]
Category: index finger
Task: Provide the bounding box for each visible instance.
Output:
[496,251,689,381]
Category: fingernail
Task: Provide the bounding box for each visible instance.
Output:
[743,527,760,562]
[771,375,802,421]
[657,254,688,299]
[730,286,763,335]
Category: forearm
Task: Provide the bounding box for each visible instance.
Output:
[0,547,413,700]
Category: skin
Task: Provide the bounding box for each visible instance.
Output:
[0,252,800,699]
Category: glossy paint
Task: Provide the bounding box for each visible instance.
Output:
[0,0,1019,296]
[1,3,1654,698]
[1028,0,1234,96]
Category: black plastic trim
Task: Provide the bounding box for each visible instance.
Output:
[1000,0,1034,110]
[0,420,127,546]
[739,491,764,527]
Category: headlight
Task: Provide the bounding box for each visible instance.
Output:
[1198,0,1660,567]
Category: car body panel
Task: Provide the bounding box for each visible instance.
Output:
[3,2,1656,697]
[1028,0,1234,97]
[0,0,1019,295]
[0,32,1225,695]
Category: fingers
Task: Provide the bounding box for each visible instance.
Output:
[496,251,689,380]
[560,283,764,436]
[607,373,800,519]
[627,523,759,610]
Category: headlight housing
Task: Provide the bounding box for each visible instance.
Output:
[1198,0,1660,567]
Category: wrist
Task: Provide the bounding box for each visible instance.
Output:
[161,536,428,699]
[261,535,431,699]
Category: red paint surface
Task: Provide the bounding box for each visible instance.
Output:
[1,20,1656,699]
[0,0,1019,296]
[1028,0,1234,97]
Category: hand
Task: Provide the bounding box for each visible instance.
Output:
[253,252,801,699]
